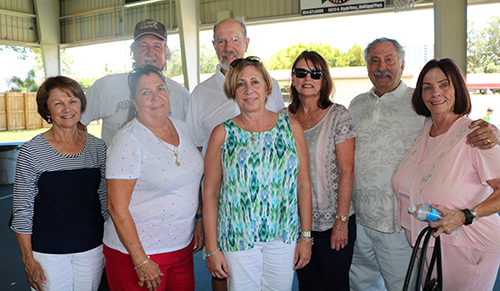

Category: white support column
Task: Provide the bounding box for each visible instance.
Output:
[34,0,60,77]
[176,0,199,91]
[434,0,468,73]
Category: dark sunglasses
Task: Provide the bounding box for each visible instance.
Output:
[293,68,324,80]
[230,56,261,68]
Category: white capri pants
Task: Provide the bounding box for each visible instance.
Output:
[223,238,297,291]
[32,244,105,291]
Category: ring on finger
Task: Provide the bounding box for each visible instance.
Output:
[147,286,152,289]
[487,139,491,144]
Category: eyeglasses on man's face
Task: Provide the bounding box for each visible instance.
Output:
[293,68,324,80]
[214,37,245,48]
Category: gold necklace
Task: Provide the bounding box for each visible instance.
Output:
[250,111,269,142]
[153,125,180,166]
[138,117,180,166]
[300,107,320,127]
[155,136,180,166]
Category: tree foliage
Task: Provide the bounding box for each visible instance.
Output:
[2,45,76,93]
[264,42,365,70]
[7,69,38,92]
[74,77,99,92]
[165,47,183,78]
[164,44,220,77]
[0,46,32,60]
[200,44,219,74]
[468,16,500,73]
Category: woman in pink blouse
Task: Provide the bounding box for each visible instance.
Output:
[392,58,500,290]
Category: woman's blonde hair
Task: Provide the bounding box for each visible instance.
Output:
[223,57,273,100]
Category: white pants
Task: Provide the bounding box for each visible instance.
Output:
[32,245,105,291]
[223,238,296,291]
[349,224,413,291]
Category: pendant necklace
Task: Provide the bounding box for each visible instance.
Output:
[250,111,269,142]
[301,107,320,128]
[154,128,180,166]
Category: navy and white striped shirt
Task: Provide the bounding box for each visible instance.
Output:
[11,133,107,239]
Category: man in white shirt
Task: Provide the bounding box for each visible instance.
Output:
[185,17,284,291]
[185,17,284,157]
[79,19,190,146]
[348,37,498,291]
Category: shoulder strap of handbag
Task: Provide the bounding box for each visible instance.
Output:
[402,226,442,291]
[423,233,442,290]
[415,227,436,289]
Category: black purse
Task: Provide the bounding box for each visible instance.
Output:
[403,226,443,291]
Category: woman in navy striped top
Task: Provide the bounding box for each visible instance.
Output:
[10,76,107,291]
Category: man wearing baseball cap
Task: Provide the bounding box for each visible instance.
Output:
[79,19,191,147]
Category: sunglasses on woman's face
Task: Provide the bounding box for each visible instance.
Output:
[230,56,261,68]
[293,68,324,80]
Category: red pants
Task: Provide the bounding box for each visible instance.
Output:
[104,240,195,291]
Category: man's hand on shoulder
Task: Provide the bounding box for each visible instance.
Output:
[467,119,499,149]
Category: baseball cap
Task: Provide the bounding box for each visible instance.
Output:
[134,19,167,41]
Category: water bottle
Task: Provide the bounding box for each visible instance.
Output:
[408,204,443,222]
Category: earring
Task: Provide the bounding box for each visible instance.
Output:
[47,117,52,124]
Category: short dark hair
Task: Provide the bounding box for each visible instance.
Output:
[289,50,334,114]
[36,76,86,122]
[223,58,272,100]
[412,58,471,117]
[128,64,167,101]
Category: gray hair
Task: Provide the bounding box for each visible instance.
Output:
[364,37,405,68]
[130,41,172,71]
[213,16,247,40]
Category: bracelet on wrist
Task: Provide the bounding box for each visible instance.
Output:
[299,236,314,245]
[470,208,479,222]
[134,256,150,270]
[206,248,219,257]
[195,213,203,219]
[335,215,348,222]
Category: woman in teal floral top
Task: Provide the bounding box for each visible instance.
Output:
[203,57,313,291]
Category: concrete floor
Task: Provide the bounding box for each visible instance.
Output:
[1,183,499,290]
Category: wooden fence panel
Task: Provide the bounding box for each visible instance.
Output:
[0,93,6,131]
[0,92,49,132]
[6,92,25,131]
[25,93,48,129]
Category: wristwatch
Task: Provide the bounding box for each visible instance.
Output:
[335,215,348,222]
[461,209,474,225]
[301,231,311,238]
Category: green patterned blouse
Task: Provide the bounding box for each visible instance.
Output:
[218,113,300,252]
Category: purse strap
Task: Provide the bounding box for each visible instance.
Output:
[415,227,436,290]
[403,226,430,291]
[402,226,442,291]
[424,234,443,290]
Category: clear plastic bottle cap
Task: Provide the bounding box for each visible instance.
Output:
[408,205,416,213]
